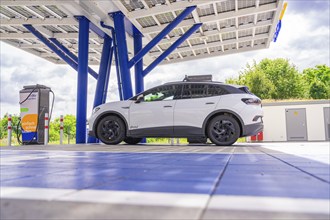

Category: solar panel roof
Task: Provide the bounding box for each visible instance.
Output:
[0,0,284,66]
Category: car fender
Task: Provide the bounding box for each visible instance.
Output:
[202,109,245,136]
[93,111,129,138]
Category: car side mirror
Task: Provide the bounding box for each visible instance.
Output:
[135,94,144,103]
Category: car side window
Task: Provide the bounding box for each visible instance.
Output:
[143,85,180,102]
[207,85,229,96]
[181,84,207,99]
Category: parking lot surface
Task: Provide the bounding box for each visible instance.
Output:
[1,142,329,219]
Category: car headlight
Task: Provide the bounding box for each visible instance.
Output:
[92,107,100,115]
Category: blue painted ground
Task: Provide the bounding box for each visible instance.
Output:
[1,150,329,199]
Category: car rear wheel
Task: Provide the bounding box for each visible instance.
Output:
[124,137,143,145]
[207,115,240,146]
[96,115,125,145]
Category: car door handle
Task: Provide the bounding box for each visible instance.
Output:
[121,106,130,109]
[163,105,172,108]
[205,102,215,105]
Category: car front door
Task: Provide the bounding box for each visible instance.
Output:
[129,84,181,137]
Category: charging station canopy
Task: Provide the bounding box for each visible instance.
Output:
[0,0,283,66]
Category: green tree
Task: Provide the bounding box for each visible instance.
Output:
[49,115,76,142]
[302,65,330,99]
[0,114,20,139]
[226,58,304,99]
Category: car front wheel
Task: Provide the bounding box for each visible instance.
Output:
[96,115,125,145]
[207,115,240,146]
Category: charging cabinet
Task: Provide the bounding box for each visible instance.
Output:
[19,85,50,144]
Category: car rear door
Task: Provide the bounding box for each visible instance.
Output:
[173,83,223,136]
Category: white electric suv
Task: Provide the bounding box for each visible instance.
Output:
[88,76,263,146]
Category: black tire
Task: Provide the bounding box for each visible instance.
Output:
[96,115,125,145]
[207,115,240,146]
[124,137,143,145]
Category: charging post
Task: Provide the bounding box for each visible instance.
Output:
[19,85,51,145]
[44,113,49,145]
[60,115,64,145]
[7,114,12,146]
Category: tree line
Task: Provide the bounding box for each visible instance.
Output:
[226,58,329,100]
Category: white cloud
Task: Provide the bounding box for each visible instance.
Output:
[0,3,329,119]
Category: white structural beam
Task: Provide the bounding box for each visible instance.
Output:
[192,10,203,35]
[0,32,99,39]
[0,1,72,6]
[235,0,239,50]
[256,0,260,8]
[0,17,77,26]
[35,26,54,37]
[162,44,267,64]
[213,2,218,15]
[140,0,150,9]
[150,34,269,56]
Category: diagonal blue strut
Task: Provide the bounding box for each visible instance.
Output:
[128,6,197,68]
[49,38,98,79]
[143,23,202,77]
[24,25,78,72]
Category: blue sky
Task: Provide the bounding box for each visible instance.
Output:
[1,0,329,118]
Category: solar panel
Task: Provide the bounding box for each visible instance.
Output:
[0,0,284,66]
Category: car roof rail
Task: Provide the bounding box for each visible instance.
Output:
[183,75,213,82]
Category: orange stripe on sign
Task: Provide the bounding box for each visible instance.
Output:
[45,126,49,129]
[60,126,63,129]
[45,117,49,120]
[7,126,12,129]
[8,118,11,121]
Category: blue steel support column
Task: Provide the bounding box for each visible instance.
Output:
[143,23,202,77]
[128,6,196,68]
[76,17,90,144]
[103,46,114,103]
[93,36,113,108]
[113,12,133,100]
[133,30,144,94]
[100,21,124,100]
[113,43,124,100]
[88,36,113,143]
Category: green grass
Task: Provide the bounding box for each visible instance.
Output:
[146,138,189,144]
[0,136,76,146]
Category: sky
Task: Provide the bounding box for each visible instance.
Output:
[0,0,329,119]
